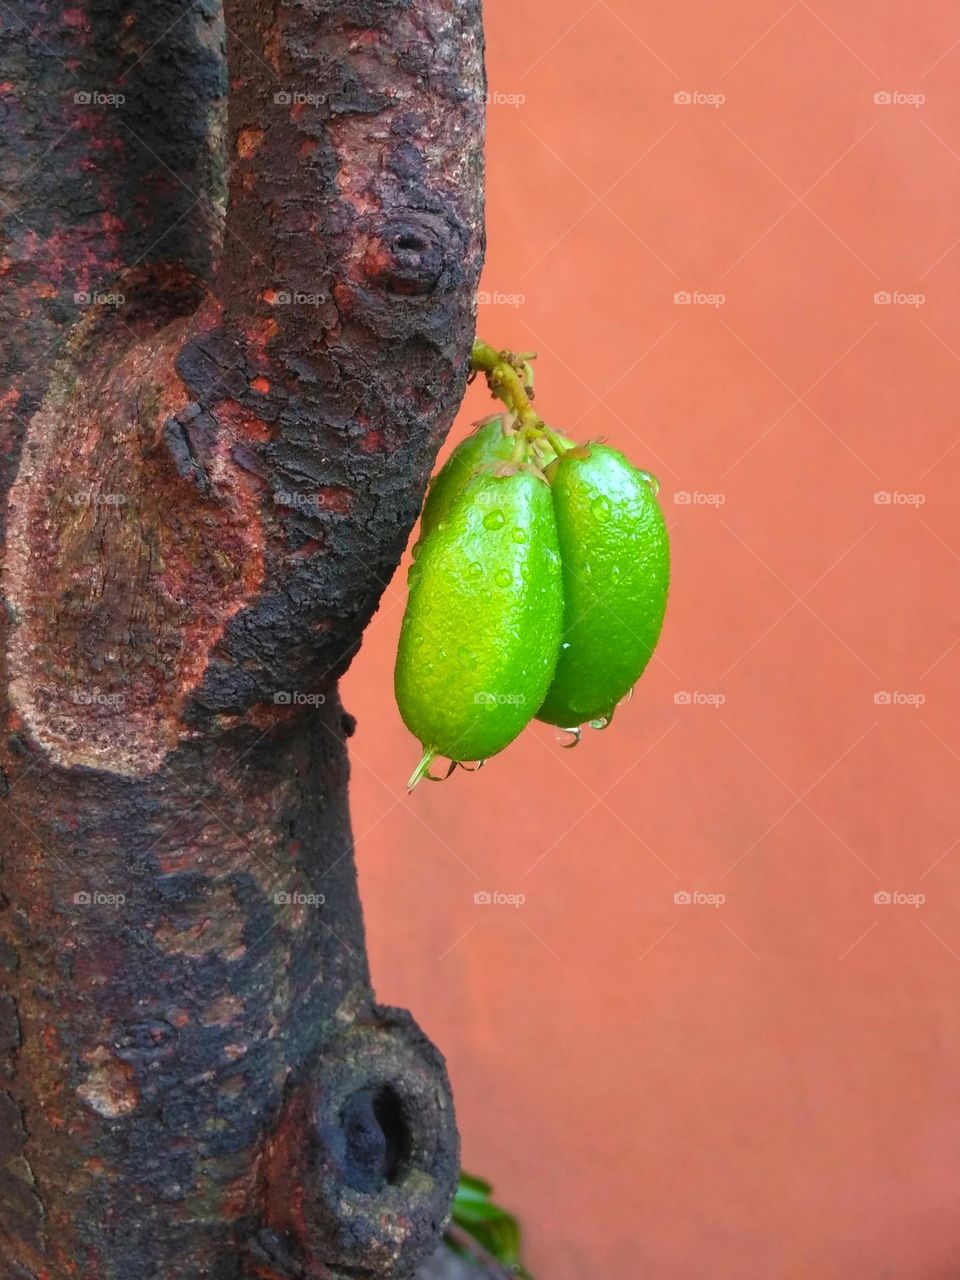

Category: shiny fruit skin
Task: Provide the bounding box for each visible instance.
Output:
[396,470,564,763]
[536,445,669,728]
[419,420,576,538]
[419,419,515,537]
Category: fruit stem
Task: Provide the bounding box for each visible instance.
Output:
[407,748,439,791]
[471,340,563,462]
[541,424,570,459]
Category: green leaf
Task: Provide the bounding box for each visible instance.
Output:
[454,1172,494,1201]
[448,1170,534,1278]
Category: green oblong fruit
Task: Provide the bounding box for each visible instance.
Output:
[420,419,514,537]
[420,420,575,538]
[536,444,670,729]
[396,469,564,781]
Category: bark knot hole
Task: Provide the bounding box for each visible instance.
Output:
[340,1083,411,1194]
[364,215,448,297]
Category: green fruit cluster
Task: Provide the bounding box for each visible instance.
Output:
[394,345,670,787]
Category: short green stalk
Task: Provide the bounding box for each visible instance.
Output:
[470,340,568,466]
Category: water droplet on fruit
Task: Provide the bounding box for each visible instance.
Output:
[411,539,423,560]
[561,641,572,651]
[469,561,483,578]
[483,510,505,530]
[591,495,611,521]
[511,526,527,543]
[555,726,581,749]
[589,712,613,731]
[638,470,660,496]
[425,758,457,783]
[495,568,512,588]
[520,562,530,580]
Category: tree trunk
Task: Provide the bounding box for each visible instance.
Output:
[0,2,485,1276]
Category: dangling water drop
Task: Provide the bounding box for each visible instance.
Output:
[555,726,582,749]
[457,760,486,773]
[619,687,635,705]
[408,751,457,790]
[588,712,613,731]
[638,470,660,497]
[426,759,457,782]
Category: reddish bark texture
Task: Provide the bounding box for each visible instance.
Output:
[0,1,485,1276]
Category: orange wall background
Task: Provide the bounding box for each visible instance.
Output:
[343,3,960,1276]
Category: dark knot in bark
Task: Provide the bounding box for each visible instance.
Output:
[363,213,459,297]
[255,1008,459,1279]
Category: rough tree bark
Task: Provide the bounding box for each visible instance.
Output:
[0,1,485,1277]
